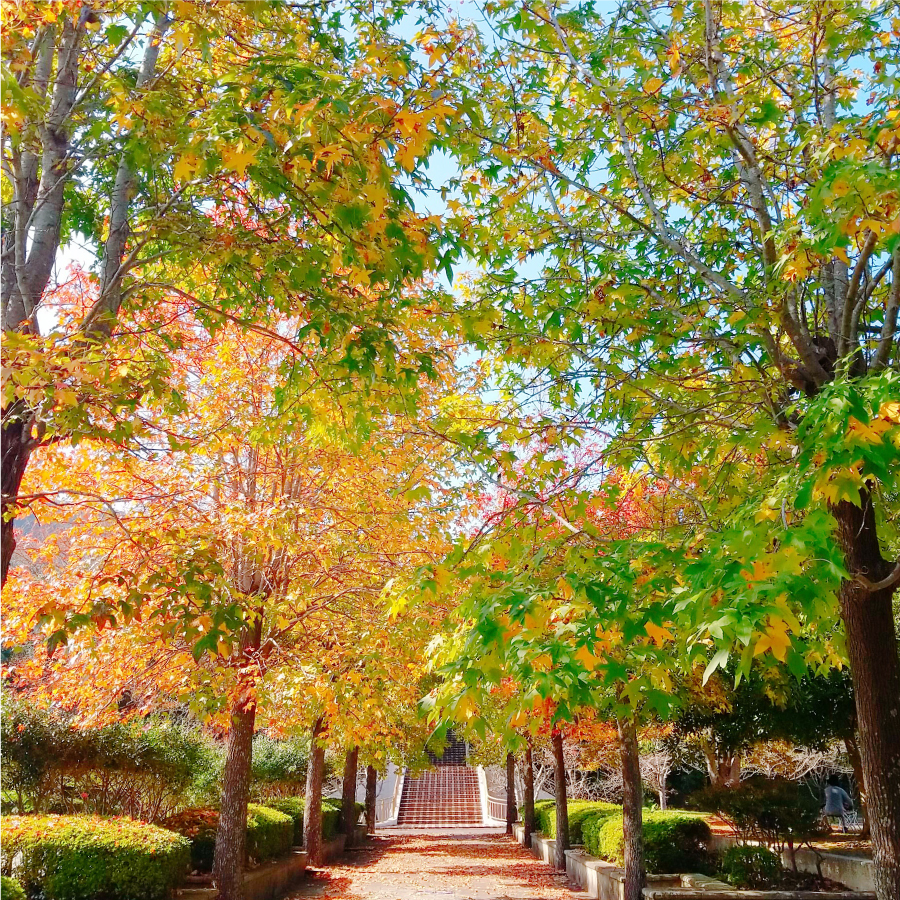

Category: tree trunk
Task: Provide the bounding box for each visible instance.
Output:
[1,411,33,586]
[341,745,359,845]
[211,696,257,900]
[618,717,645,900]
[524,739,536,848]
[365,764,377,834]
[506,752,517,835]
[303,717,326,865]
[658,771,668,811]
[844,734,869,838]
[212,614,263,900]
[700,736,741,788]
[832,492,900,900]
[551,729,569,870]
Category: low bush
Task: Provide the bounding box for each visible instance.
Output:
[691,778,823,854]
[533,800,621,843]
[585,810,713,874]
[164,804,292,872]
[320,798,346,841]
[162,808,219,873]
[266,797,304,844]
[719,844,783,889]
[0,814,190,900]
[1,876,26,900]
[0,700,221,821]
[533,799,556,836]
[251,735,309,800]
[320,798,364,841]
[246,804,293,862]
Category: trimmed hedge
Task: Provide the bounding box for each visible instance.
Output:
[247,804,293,862]
[1,876,26,900]
[719,844,782,889]
[320,798,364,842]
[585,810,713,874]
[532,800,621,843]
[0,815,190,900]
[164,804,293,872]
[266,797,304,844]
[691,778,823,847]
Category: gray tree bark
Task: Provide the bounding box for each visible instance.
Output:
[212,614,262,900]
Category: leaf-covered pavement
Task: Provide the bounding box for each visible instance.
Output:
[288,830,583,900]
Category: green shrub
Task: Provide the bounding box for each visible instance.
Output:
[319,798,364,840]
[532,800,620,843]
[246,804,293,863]
[266,797,304,844]
[164,804,292,872]
[251,735,309,799]
[0,700,221,821]
[691,778,823,851]
[719,845,782,889]
[0,815,190,900]
[1,875,27,900]
[586,810,713,874]
[163,808,219,872]
[321,799,342,842]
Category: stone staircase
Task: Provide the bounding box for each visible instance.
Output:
[396,732,483,827]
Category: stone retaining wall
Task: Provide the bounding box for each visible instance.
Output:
[513,825,875,900]
[177,848,308,900]
[711,835,875,893]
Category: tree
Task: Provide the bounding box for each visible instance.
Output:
[1,0,464,586]
[3,319,464,897]
[418,466,690,898]
[434,2,899,894]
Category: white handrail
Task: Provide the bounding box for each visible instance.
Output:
[375,797,393,823]
[487,793,507,822]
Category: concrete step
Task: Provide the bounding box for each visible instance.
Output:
[397,761,483,826]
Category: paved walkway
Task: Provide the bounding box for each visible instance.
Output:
[288,829,582,900]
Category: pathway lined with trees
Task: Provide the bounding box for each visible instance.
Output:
[290,832,579,900]
[1,1,897,900]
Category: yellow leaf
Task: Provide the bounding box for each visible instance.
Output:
[556,577,574,601]
[222,144,258,176]
[847,416,891,444]
[754,616,791,662]
[509,710,528,728]
[574,644,599,671]
[173,153,199,182]
[833,246,850,265]
[532,653,553,672]
[645,77,664,93]
[832,178,851,198]
[645,622,674,647]
[879,401,900,423]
